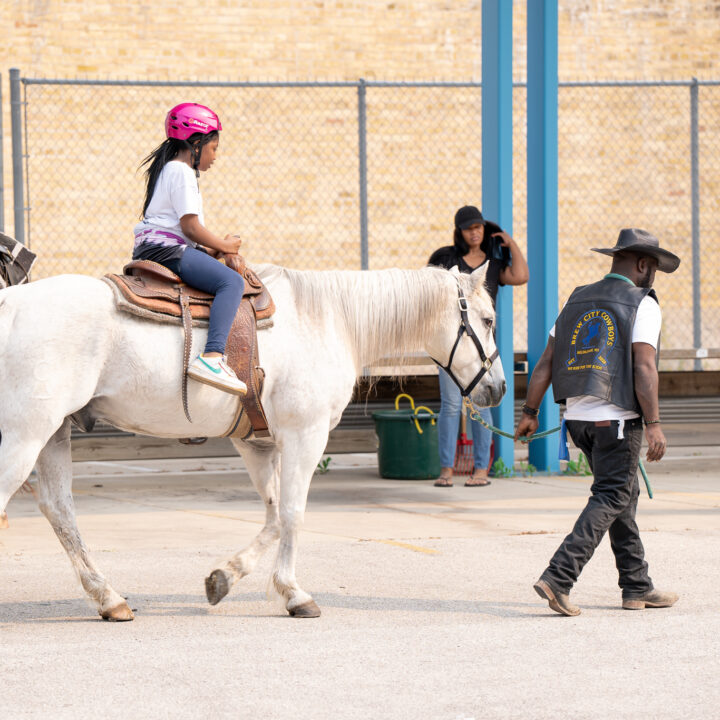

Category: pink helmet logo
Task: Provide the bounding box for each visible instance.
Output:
[165,103,222,141]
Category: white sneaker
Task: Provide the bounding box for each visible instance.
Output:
[187,354,247,396]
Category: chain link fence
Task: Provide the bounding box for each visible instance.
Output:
[7,75,720,364]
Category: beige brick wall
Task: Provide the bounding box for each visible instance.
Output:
[4,2,720,85]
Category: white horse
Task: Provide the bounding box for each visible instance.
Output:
[0,263,505,620]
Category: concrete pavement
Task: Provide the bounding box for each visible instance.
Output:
[1,442,718,719]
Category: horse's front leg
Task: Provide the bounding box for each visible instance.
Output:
[272,425,329,618]
[35,419,133,621]
[205,443,281,605]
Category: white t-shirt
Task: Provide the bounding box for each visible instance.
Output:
[549,294,662,421]
[133,160,203,247]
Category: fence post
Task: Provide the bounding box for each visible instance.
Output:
[0,73,4,233]
[357,78,369,270]
[690,78,702,371]
[10,68,25,246]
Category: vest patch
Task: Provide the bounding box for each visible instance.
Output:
[567,308,617,371]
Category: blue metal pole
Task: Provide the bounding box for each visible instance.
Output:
[527,0,560,472]
[482,0,514,469]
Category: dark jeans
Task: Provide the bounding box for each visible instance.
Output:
[175,247,245,354]
[540,417,654,599]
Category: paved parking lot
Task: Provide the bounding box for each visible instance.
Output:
[1,439,718,720]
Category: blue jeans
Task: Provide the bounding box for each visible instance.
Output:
[437,368,492,470]
[176,247,245,354]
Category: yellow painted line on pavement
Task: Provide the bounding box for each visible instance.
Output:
[373,538,440,555]
[71,492,435,546]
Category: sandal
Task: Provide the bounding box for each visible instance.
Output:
[434,469,454,487]
[465,468,491,487]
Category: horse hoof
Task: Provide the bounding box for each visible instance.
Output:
[205,569,231,606]
[288,600,321,618]
[0,512,8,530]
[100,602,134,622]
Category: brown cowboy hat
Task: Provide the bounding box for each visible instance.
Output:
[591,228,680,273]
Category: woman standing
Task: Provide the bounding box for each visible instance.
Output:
[428,205,529,487]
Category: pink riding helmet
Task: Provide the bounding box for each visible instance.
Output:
[165,103,222,141]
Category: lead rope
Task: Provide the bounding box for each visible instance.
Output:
[461,396,653,497]
[462,396,560,443]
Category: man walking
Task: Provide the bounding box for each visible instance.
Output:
[515,229,680,616]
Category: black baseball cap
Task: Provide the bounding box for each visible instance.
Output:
[454,205,485,230]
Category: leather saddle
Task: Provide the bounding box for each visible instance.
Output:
[103,256,274,439]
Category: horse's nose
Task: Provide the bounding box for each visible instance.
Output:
[499,380,507,398]
[490,380,507,406]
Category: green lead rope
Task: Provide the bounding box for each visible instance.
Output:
[638,458,653,498]
[462,397,560,443]
[462,397,654,498]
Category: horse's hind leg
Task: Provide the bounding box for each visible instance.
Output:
[205,443,281,605]
[34,419,133,621]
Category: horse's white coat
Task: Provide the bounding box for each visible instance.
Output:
[0,264,505,618]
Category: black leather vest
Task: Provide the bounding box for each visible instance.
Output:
[551,276,658,412]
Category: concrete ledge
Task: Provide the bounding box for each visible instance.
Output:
[71,428,377,461]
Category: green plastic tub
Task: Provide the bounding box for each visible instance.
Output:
[372,408,441,480]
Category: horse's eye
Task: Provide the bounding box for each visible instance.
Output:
[483,317,493,329]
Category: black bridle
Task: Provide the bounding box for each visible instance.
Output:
[431,284,499,398]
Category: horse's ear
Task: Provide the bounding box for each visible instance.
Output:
[449,265,461,277]
[470,263,489,295]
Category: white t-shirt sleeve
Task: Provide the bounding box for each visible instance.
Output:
[632,295,662,348]
[548,300,566,338]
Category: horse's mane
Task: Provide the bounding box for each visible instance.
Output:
[256,264,476,372]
